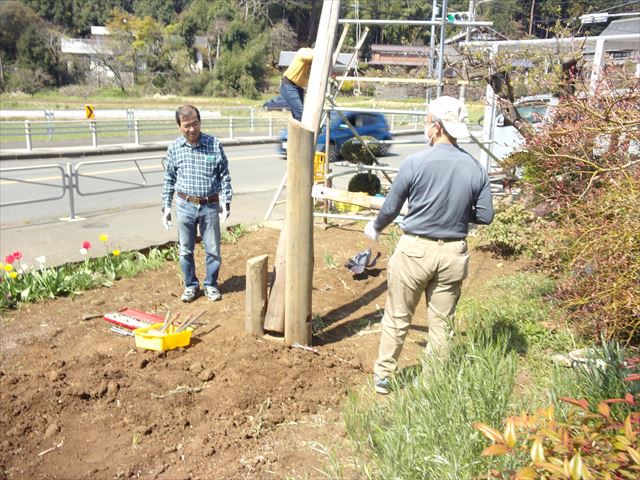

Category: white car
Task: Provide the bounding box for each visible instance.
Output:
[489,94,559,164]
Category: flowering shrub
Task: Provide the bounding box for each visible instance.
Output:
[502,72,640,344]
[0,235,173,311]
[0,225,248,310]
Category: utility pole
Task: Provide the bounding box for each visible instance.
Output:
[428,0,438,102]
[436,0,448,97]
[529,0,536,36]
[460,0,475,101]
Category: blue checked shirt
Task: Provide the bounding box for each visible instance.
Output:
[162,133,233,210]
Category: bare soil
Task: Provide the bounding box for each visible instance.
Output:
[0,224,521,480]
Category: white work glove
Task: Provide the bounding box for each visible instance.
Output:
[364,220,380,241]
[162,208,172,230]
[219,203,230,224]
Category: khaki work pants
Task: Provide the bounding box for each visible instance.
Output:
[373,234,469,379]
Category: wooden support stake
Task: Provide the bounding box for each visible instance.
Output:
[285,119,315,346]
[311,185,408,215]
[263,225,287,333]
[245,254,269,336]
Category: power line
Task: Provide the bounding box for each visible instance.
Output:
[596,0,640,13]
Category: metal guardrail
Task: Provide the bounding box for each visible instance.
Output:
[0,164,67,207]
[0,117,291,151]
[0,114,422,151]
[0,156,166,219]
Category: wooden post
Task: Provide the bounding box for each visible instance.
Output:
[263,223,287,332]
[245,254,268,336]
[301,0,341,133]
[285,119,315,346]
[264,0,341,342]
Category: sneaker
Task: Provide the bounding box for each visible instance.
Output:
[205,286,222,302]
[181,287,199,303]
[374,374,390,395]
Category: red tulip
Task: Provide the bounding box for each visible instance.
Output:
[11,251,22,260]
[82,241,91,249]
[4,254,15,264]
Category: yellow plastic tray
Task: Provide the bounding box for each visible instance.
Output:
[133,322,193,352]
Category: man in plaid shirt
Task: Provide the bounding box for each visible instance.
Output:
[162,105,233,302]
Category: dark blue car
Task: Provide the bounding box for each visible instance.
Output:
[279,110,392,162]
[263,95,290,111]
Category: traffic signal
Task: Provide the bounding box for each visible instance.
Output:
[446,12,470,23]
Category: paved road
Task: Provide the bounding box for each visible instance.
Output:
[0,144,288,225]
[0,134,485,267]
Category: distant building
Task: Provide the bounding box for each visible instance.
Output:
[278,51,355,72]
[583,18,640,65]
[61,26,205,87]
[368,44,430,67]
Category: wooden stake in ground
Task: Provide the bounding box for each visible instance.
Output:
[245,254,268,336]
[263,223,287,332]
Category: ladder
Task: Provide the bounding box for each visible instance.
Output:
[264,1,496,222]
[262,0,496,337]
[263,25,370,222]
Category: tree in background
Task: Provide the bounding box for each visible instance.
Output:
[133,0,187,26]
[0,1,65,92]
[212,20,266,98]
[266,19,295,68]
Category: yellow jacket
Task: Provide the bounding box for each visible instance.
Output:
[283,48,313,88]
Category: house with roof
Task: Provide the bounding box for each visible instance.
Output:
[278,51,355,72]
[583,18,640,65]
[61,26,207,87]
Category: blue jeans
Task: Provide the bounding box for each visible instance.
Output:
[280,79,304,121]
[175,197,221,290]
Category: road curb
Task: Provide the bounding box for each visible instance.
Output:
[0,137,280,161]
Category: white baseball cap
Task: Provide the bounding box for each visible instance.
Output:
[427,96,470,139]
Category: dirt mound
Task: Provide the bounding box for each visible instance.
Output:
[0,224,517,479]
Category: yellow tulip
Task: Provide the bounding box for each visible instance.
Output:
[112,249,121,257]
[8,272,17,279]
[4,264,14,272]
[99,234,109,242]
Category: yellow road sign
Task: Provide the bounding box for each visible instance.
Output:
[85,104,95,119]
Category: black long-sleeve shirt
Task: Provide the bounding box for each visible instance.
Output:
[374,143,494,238]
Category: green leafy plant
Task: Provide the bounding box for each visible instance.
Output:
[478,202,546,257]
[550,340,640,417]
[221,224,250,244]
[340,135,386,165]
[322,251,338,269]
[379,224,401,254]
[0,236,175,311]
